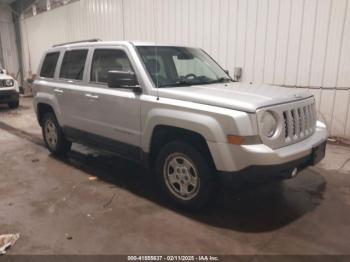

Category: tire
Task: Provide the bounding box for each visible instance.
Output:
[42,112,72,155]
[155,141,219,210]
[8,101,19,109]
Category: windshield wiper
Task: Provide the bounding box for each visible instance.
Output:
[159,77,232,87]
[208,77,232,84]
[159,80,194,88]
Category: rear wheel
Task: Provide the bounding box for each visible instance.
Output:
[155,141,219,210]
[42,112,71,155]
[8,101,19,109]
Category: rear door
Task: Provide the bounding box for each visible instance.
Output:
[56,49,89,130]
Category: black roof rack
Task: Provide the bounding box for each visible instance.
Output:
[52,38,101,48]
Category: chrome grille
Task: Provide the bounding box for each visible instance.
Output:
[257,97,317,149]
[282,103,316,141]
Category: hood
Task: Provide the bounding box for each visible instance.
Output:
[0,73,13,80]
[157,82,312,113]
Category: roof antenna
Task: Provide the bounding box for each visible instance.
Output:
[152,0,159,101]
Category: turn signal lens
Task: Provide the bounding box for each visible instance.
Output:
[227,135,245,145]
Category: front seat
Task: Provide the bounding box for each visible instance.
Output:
[94,57,124,83]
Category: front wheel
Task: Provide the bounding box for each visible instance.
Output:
[42,112,72,155]
[155,141,219,210]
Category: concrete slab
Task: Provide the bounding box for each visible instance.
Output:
[317,143,350,172]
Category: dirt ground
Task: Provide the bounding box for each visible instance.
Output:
[0,97,350,255]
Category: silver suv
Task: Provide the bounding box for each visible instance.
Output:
[33,40,327,209]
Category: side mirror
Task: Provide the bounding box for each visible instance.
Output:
[224,69,230,76]
[107,70,141,92]
[233,67,242,82]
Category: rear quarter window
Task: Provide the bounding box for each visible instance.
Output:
[40,52,60,78]
[59,49,88,80]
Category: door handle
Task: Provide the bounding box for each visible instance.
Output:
[54,88,64,93]
[85,93,99,99]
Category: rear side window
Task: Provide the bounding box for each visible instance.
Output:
[59,50,88,80]
[40,52,60,78]
[90,49,133,83]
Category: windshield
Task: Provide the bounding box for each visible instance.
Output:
[136,46,231,88]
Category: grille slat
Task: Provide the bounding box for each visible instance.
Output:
[307,105,312,130]
[305,106,309,131]
[294,109,300,137]
[301,106,307,135]
[287,110,294,138]
[282,102,316,142]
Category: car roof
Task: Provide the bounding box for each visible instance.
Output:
[48,40,197,52]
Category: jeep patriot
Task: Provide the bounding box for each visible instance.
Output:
[33,40,327,209]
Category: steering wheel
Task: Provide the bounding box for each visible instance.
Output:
[184,73,197,79]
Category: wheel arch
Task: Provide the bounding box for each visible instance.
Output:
[142,109,228,170]
[34,91,63,127]
[37,103,54,125]
[147,125,217,170]
[142,109,226,150]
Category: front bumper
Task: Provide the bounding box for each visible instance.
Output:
[208,121,328,180]
[0,90,19,104]
[219,141,326,184]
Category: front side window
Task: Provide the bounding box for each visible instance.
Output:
[136,46,231,87]
[59,49,88,80]
[40,52,60,78]
[90,49,133,83]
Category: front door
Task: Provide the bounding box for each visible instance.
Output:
[82,48,142,159]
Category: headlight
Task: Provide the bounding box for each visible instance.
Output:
[3,79,14,87]
[260,111,278,138]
